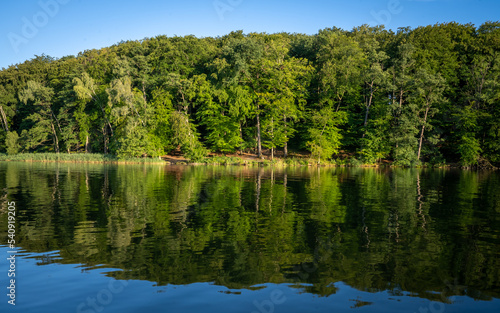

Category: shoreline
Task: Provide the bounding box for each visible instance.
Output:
[0,153,497,169]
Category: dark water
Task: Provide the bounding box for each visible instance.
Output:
[0,162,499,313]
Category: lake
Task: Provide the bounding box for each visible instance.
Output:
[0,162,499,313]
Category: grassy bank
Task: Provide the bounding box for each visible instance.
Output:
[0,153,494,169]
[0,153,165,164]
[0,153,343,166]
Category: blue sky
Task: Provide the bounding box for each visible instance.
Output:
[1,0,499,69]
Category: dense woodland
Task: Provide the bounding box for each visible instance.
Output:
[0,22,499,166]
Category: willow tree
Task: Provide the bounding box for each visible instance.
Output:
[73,72,112,153]
[0,85,16,133]
[106,75,166,158]
[0,84,16,153]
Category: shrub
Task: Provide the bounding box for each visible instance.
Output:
[6,131,20,155]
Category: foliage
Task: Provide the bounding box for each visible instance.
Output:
[306,108,347,163]
[0,23,499,166]
[5,131,20,155]
[457,135,482,166]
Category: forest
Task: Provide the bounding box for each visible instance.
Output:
[0,22,499,166]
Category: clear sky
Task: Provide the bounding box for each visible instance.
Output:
[1,0,499,69]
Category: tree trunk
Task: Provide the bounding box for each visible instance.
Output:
[85,135,89,153]
[283,114,288,158]
[142,81,147,103]
[417,104,430,161]
[103,126,108,154]
[93,95,114,137]
[50,109,63,134]
[51,122,59,153]
[0,106,9,132]
[364,84,374,127]
[256,106,262,158]
[239,122,243,155]
[362,83,374,139]
[271,147,274,160]
[49,107,64,153]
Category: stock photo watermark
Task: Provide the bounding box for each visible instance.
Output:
[76,278,129,313]
[370,0,403,26]
[249,236,334,313]
[5,201,17,306]
[7,0,71,53]
[414,278,460,313]
[213,0,243,21]
[251,289,286,313]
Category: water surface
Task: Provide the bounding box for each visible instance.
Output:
[0,162,499,312]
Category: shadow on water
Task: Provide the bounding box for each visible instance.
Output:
[1,162,499,303]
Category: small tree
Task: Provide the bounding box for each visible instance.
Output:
[6,131,20,155]
[458,135,482,167]
[306,108,347,163]
[170,111,208,162]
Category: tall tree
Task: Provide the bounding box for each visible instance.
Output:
[73,72,113,153]
[307,29,364,163]
[210,34,265,157]
[257,35,312,159]
[18,81,61,152]
[388,36,420,165]
[412,70,446,161]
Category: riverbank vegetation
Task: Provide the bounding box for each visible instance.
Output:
[0,22,499,167]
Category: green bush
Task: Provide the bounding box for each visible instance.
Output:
[6,131,20,155]
[458,135,482,167]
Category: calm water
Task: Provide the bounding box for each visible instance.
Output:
[0,162,499,313]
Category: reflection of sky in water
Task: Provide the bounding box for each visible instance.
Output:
[1,246,499,313]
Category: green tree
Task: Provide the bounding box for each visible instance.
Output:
[18,81,62,152]
[388,39,420,166]
[307,108,347,163]
[5,131,20,155]
[412,69,446,161]
[457,135,482,167]
[73,72,112,153]
[170,111,207,161]
[213,34,265,157]
[352,25,391,163]
[257,35,312,159]
[0,85,16,133]
[316,28,365,112]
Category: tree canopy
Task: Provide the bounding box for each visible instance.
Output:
[1,22,499,166]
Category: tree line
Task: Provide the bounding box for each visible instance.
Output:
[0,22,499,166]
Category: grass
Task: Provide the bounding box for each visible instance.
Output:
[0,152,472,169]
[0,153,166,164]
